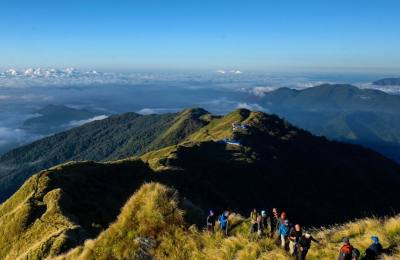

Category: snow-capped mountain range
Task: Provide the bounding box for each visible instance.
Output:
[0,68,135,87]
[1,68,100,78]
[0,68,248,88]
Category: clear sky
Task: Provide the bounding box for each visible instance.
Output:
[1,0,400,71]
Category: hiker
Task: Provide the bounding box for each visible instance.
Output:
[256,212,263,235]
[260,210,268,234]
[278,211,287,228]
[219,211,229,236]
[338,238,354,260]
[279,219,290,249]
[364,236,383,260]
[289,224,303,255]
[275,211,288,244]
[206,210,216,232]
[270,208,279,238]
[250,208,258,233]
[295,233,319,260]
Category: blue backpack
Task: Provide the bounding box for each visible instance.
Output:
[279,224,289,236]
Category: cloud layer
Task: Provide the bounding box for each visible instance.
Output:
[68,115,109,127]
[236,102,266,111]
[0,127,42,153]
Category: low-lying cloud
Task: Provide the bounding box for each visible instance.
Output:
[216,70,243,75]
[236,102,266,112]
[0,127,42,154]
[68,115,108,127]
[249,87,276,97]
[137,108,158,115]
[0,94,53,102]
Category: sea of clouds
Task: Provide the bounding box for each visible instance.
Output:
[0,68,398,154]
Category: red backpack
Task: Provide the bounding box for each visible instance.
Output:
[339,244,353,260]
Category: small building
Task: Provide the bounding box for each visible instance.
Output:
[219,138,241,146]
[232,122,249,131]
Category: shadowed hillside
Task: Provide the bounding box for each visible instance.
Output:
[0,160,153,259]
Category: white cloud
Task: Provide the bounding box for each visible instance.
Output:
[0,95,12,101]
[249,87,276,97]
[205,98,237,106]
[236,102,266,111]
[0,127,41,146]
[137,108,158,115]
[0,128,23,145]
[357,83,400,95]
[0,94,53,102]
[216,69,243,75]
[68,115,108,127]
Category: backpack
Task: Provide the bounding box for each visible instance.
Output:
[338,245,353,260]
[279,224,289,236]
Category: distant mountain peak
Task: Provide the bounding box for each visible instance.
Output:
[373,77,400,86]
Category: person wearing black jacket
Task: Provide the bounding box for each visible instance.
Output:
[206,210,216,232]
[296,233,319,260]
[289,224,303,256]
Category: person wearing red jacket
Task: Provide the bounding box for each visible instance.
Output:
[338,237,353,260]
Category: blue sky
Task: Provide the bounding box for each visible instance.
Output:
[1,0,400,71]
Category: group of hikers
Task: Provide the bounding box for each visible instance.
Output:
[206,208,385,260]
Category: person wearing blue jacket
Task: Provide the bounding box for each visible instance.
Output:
[219,211,229,236]
[364,236,383,259]
[279,219,290,249]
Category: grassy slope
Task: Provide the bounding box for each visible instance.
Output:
[58,182,400,260]
[0,160,153,260]
[141,108,252,170]
[56,183,186,260]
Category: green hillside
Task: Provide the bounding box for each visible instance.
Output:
[0,108,211,201]
[1,108,400,259]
